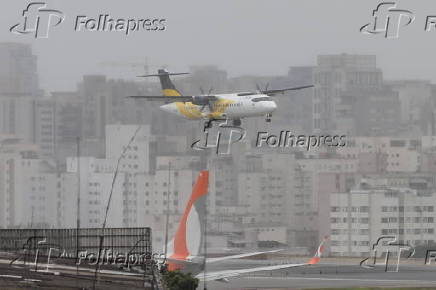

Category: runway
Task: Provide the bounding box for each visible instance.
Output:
[199,263,436,289]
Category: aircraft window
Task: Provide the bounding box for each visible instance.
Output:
[252,97,270,102]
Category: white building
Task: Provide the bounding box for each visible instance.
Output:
[0,137,57,228]
[330,188,436,257]
[339,137,420,172]
[236,153,297,246]
[61,157,125,228]
[106,124,151,173]
[142,169,198,251]
[0,97,56,158]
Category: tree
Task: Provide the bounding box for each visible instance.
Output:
[162,270,199,290]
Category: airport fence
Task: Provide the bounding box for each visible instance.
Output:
[0,227,152,265]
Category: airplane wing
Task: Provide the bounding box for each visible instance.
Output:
[263,85,314,96]
[198,235,329,282]
[127,95,194,102]
[206,249,282,263]
[128,95,218,104]
[128,85,313,100]
[155,256,198,266]
[196,262,307,282]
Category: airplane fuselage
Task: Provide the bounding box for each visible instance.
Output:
[159,93,277,120]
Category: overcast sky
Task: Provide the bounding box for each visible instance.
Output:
[2,0,436,92]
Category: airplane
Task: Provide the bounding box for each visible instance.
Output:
[162,170,329,282]
[129,69,313,130]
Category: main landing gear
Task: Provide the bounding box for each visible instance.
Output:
[204,119,214,130]
[232,119,241,127]
[203,119,243,131]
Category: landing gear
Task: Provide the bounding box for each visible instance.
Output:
[232,119,242,127]
[203,119,214,131]
[266,113,272,123]
[203,119,242,131]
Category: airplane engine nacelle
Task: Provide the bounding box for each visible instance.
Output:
[191,96,210,106]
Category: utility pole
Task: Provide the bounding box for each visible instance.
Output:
[203,191,208,290]
[76,137,81,274]
[92,126,141,290]
[163,162,171,262]
[30,207,34,228]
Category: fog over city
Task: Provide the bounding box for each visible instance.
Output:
[1,0,436,90]
[2,1,436,289]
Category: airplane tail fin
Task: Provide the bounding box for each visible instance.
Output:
[166,171,209,270]
[138,69,188,97]
[307,235,329,265]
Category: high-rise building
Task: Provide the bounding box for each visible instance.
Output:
[61,157,125,228]
[78,75,108,140]
[313,54,383,134]
[105,124,151,173]
[330,187,436,257]
[34,98,56,157]
[0,96,56,158]
[388,80,433,135]
[0,137,57,228]
[208,156,238,208]
[184,65,228,94]
[0,43,40,97]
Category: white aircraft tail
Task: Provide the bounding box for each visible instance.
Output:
[165,171,208,270]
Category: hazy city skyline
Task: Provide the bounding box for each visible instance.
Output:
[4,2,436,288]
[2,0,436,91]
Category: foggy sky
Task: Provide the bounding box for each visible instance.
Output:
[1,0,436,92]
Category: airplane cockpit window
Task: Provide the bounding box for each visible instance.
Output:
[252,97,270,102]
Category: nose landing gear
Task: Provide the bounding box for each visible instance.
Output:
[266,113,272,123]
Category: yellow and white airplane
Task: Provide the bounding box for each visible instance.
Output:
[130,69,313,129]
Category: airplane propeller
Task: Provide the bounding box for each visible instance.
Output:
[198,87,215,113]
[255,83,270,94]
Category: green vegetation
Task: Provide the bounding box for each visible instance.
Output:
[162,270,199,290]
